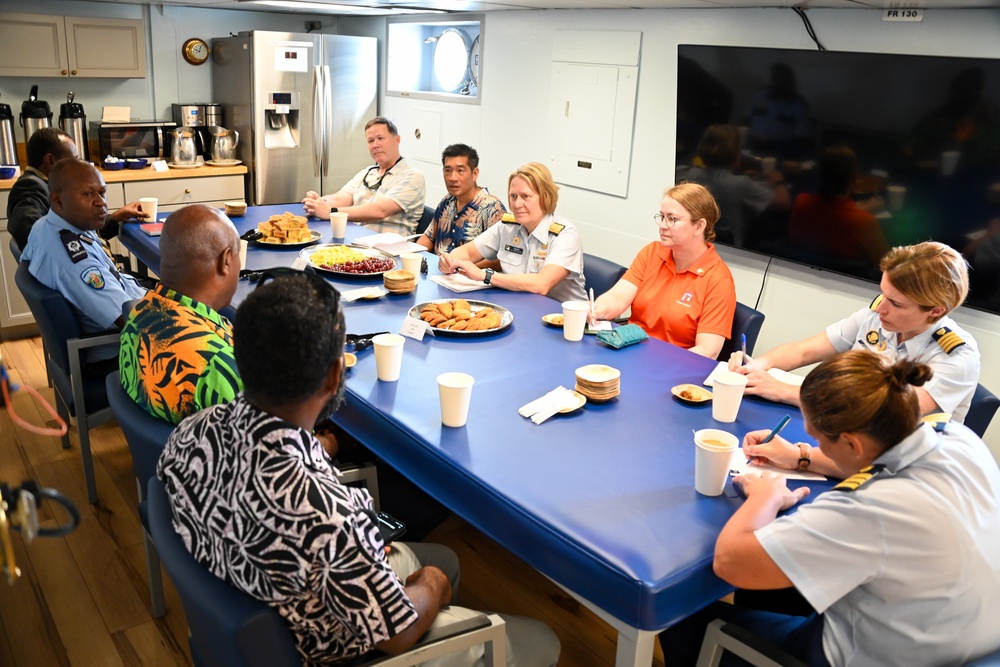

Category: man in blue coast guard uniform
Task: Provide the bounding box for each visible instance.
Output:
[21,159,146,370]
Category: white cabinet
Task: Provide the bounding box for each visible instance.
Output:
[122,175,244,212]
[0,190,37,335]
[0,13,146,78]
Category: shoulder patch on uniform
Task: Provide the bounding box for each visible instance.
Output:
[921,413,951,432]
[869,294,884,310]
[501,213,517,223]
[834,464,885,492]
[60,229,89,264]
[80,266,106,290]
[932,326,966,354]
[548,222,565,235]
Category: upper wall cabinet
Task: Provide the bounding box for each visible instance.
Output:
[0,13,147,78]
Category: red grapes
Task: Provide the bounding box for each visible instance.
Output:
[321,257,396,274]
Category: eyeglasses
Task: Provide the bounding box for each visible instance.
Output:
[653,213,688,228]
[362,165,390,192]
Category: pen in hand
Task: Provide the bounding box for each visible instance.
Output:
[761,414,791,444]
[740,333,748,366]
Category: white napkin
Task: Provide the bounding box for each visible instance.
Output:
[431,273,492,293]
[519,386,578,425]
[341,286,386,302]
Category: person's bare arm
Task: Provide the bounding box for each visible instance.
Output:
[713,473,808,590]
[302,190,355,219]
[375,566,452,654]
[741,431,850,479]
[591,279,638,322]
[337,199,405,223]
[450,260,570,296]
[689,332,726,360]
[417,235,433,251]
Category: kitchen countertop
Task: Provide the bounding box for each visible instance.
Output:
[0,163,247,191]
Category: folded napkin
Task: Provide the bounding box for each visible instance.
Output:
[519,386,578,425]
[341,286,387,302]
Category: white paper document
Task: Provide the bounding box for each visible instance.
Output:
[431,273,493,293]
[703,361,805,388]
[353,233,426,256]
[728,449,827,481]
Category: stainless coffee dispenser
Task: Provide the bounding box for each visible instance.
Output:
[59,92,89,161]
[0,94,17,167]
[19,85,52,145]
[204,103,223,129]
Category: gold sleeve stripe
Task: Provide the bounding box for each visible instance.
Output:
[834,464,884,492]
[932,327,966,354]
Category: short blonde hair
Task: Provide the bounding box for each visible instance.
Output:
[665,182,721,243]
[509,162,559,215]
[880,242,969,316]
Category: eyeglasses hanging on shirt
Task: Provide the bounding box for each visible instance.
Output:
[362,157,403,192]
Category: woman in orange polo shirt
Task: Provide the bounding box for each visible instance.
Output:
[591,182,736,358]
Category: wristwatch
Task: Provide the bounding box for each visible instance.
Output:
[330,207,338,213]
[797,444,811,471]
[483,268,494,285]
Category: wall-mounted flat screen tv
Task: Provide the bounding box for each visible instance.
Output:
[676,44,1000,316]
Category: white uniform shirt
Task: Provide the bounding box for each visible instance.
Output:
[473,213,587,302]
[757,422,1000,667]
[826,304,980,422]
[341,157,425,235]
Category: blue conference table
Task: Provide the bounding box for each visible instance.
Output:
[120,205,832,666]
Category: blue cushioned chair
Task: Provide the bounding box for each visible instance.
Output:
[582,253,627,297]
[696,618,1000,667]
[148,478,506,667]
[716,301,766,362]
[416,205,435,236]
[8,237,21,262]
[106,371,174,617]
[14,261,119,504]
[966,383,1000,439]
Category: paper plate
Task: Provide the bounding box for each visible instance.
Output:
[671,383,712,404]
[542,313,564,327]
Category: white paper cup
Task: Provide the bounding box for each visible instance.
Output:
[761,156,776,175]
[694,429,739,496]
[562,301,589,342]
[941,150,960,177]
[239,239,248,269]
[372,333,405,382]
[887,185,906,212]
[712,370,748,423]
[139,197,158,222]
[330,211,348,238]
[437,372,475,427]
[401,253,422,275]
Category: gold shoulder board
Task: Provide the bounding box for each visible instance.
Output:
[548,222,565,235]
[834,464,885,492]
[931,326,966,354]
[501,213,517,223]
[869,294,884,310]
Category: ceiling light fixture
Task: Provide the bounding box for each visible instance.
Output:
[245,0,445,14]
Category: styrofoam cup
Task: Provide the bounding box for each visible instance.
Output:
[694,429,739,496]
[401,253,422,275]
[139,197,158,222]
[712,370,748,423]
[372,333,405,382]
[331,211,348,238]
[437,372,475,427]
[562,301,589,342]
[239,239,248,269]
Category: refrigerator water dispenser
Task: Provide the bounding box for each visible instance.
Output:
[263,91,299,148]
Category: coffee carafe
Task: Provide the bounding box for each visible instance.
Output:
[171,127,199,165]
[59,92,89,161]
[0,94,17,167]
[210,126,239,162]
[19,85,52,145]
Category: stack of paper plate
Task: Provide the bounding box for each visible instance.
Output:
[383,269,416,294]
[575,364,621,402]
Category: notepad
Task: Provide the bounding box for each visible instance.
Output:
[703,361,806,387]
[140,222,164,236]
[353,232,426,256]
[430,273,492,293]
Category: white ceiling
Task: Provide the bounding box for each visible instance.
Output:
[115,0,1000,15]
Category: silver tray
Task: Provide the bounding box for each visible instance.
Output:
[409,299,514,336]
[299,244,398,277]
[251,229,322,248]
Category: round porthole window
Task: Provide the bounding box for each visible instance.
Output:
[432,29,471,93]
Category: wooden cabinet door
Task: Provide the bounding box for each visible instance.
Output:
[65,17,146,78]
[0,13,68,78]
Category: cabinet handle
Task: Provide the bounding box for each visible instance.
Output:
[62,70,68,75]
[71,70,77,76]
[185,188,191,194]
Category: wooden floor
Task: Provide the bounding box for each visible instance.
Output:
[0,334,667,667]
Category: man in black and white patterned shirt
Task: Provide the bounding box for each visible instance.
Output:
[157,272,559,666]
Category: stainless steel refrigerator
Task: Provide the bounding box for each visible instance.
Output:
[212,31,377,206]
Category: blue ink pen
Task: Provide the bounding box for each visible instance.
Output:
[740,333,748,366]
[761,414,791,444]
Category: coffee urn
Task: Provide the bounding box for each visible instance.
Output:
[19,85,52,145]
[59,92,89,161]
[0,94,17,167]
[204,103,224,128]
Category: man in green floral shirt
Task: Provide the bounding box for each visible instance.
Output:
[119,205,242,424]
